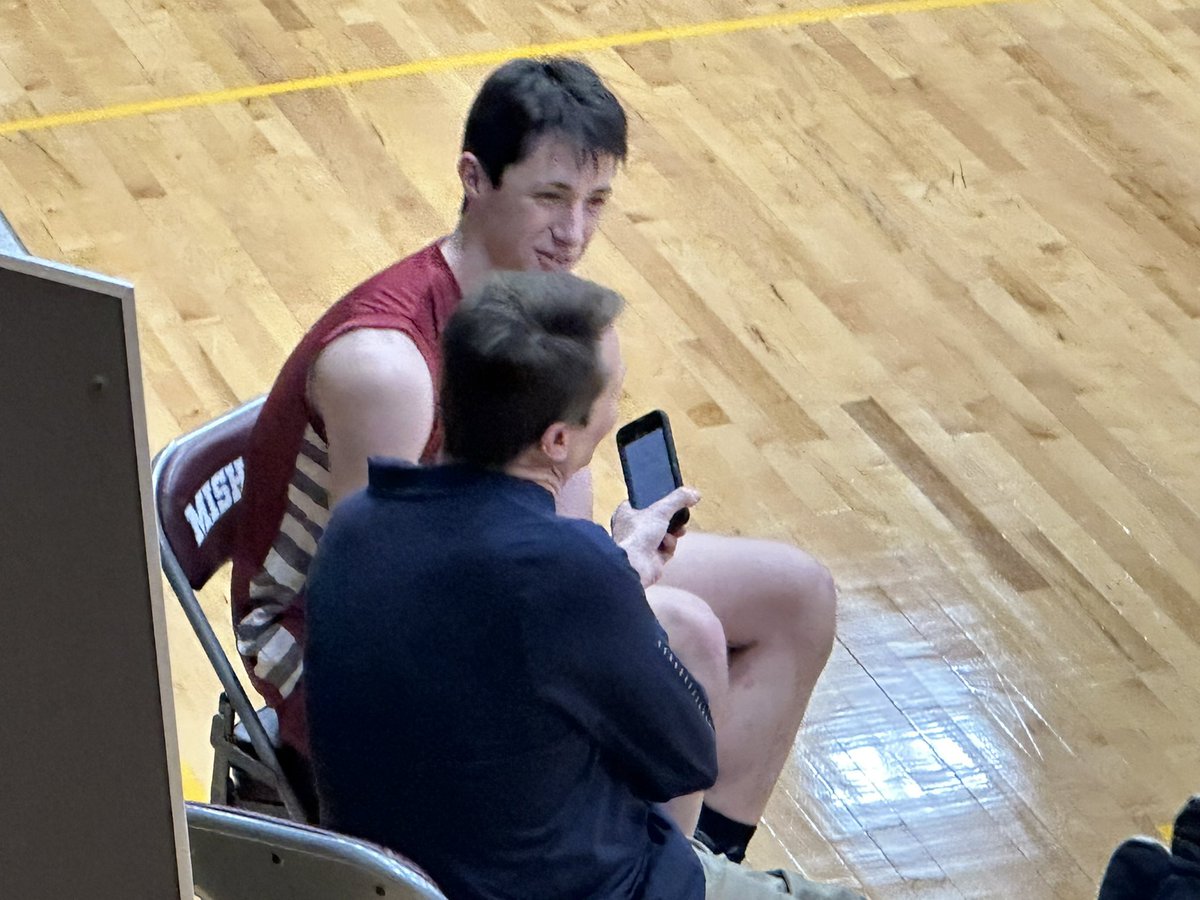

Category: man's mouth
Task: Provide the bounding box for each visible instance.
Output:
[537,250,574,270]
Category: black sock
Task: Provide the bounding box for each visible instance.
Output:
[694,804,757,864]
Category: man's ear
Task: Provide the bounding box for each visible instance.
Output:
[539,421,572,465]
[457,152,487,200]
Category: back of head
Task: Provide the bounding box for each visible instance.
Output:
[463,57,628,186]
[441,271,624,468]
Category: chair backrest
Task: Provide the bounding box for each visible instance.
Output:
[153,397,264,590]
[152,397,307,822]
[187,801,447,900]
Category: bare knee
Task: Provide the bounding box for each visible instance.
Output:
[782,548,838,665]
[746,544,837,666]
[647,587,729,709]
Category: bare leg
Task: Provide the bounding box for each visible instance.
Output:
[645,586,730,836]
[659,533,837,823]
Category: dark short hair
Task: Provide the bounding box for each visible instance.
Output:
[462,57,628,187]
[441,271,624,467]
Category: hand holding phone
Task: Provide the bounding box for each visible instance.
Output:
[614,410,699,586]
[616,409,691,534]
[609,485,700,587]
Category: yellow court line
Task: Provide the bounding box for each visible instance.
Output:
[0,0,1023,136]
[181,763,208,803]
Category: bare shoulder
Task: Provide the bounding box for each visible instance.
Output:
[309,328,433,414]
[308,328,437,497]
[314,328,429,383]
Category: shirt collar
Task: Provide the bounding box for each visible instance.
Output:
[366,458,555,510]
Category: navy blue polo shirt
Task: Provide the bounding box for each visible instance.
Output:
[305,460,718,900]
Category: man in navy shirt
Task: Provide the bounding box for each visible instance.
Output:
[305,272,861,899]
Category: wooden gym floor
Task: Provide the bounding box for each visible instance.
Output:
[2,0,1198,895]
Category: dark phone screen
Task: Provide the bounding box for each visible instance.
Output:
[624,428,679,508]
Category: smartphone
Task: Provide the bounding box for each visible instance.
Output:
[616,409,690,534]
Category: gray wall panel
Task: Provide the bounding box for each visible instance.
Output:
[0,254,189,899]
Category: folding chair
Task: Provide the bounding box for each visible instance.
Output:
[152,397,308,822]
[188,801,446,899]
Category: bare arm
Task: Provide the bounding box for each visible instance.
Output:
[309,329,435,509]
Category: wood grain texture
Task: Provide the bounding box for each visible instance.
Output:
[3,0,1198,895]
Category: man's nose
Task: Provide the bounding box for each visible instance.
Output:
[552,202,586,247]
